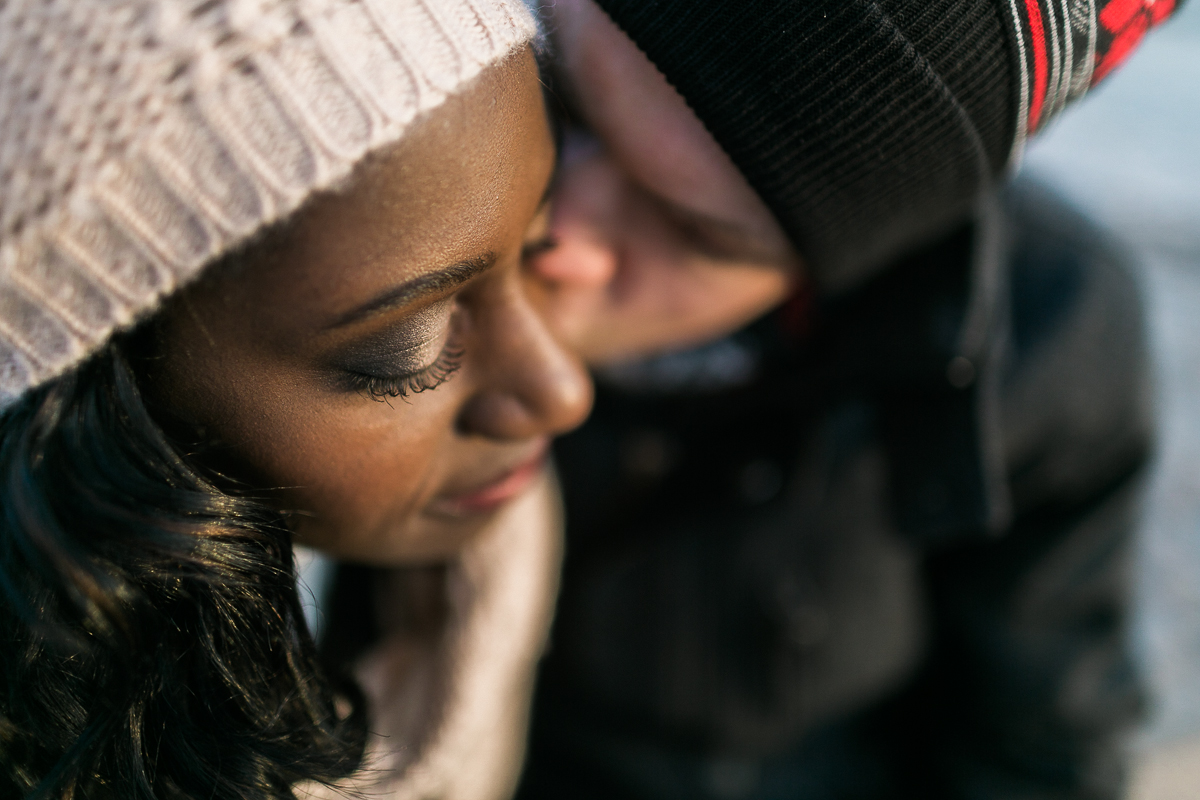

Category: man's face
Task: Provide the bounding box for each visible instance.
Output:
[531,0,804,365]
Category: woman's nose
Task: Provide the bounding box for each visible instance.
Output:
[458,278,593,441]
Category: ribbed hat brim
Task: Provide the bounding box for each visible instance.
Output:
[595,0,1182,293]
[0,0,538,407]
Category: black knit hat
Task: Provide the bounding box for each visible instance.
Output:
[593,0,1182,293]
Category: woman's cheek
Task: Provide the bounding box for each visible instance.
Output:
[188,349,467,560]
[269,401,454,556]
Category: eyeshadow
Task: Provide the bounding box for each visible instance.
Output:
[337,300,452,377]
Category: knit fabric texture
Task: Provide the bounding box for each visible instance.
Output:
[594,0,1182,293]
[0,0,537,407]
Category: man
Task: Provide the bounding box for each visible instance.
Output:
[517,1,1181,797]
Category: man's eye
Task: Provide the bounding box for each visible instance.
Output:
[522,235,559,261]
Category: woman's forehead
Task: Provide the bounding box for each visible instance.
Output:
[191,50,554,324]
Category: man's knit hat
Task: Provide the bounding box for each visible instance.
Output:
[594,0,1182,293]
[0,0,537,407]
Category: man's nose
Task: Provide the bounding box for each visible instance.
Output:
[533,225,617,288]
[458,278,593,441]
[529,152,622,289]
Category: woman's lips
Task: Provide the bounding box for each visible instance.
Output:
[430,441,549,517]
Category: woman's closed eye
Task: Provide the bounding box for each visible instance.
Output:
[335,299,463,402]
[328,210,557,403]
[344,345,464,402]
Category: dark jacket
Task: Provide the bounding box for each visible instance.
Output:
[516,180,1152,800]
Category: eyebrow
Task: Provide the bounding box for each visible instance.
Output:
[654,193,787,264]
[657,195,753,244]
[327,253,496,330]
[326,154,557,331]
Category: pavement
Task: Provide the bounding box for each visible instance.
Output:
[1130,732,1200,800]
[1020,2,1200,793]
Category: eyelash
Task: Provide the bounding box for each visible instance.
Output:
[347,345,465,403]
[345,234,556,404]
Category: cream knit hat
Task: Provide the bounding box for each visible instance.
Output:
[0,0,538,407]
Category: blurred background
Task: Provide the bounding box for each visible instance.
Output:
[1020,2,1200,794]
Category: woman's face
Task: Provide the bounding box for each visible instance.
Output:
[152,51,591,564]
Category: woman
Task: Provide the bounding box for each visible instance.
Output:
[0,1,589,798]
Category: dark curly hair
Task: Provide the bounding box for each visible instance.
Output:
[0,336,367,799]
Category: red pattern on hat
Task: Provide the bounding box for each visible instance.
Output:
[1024,0,1049,132]
[1094,0,1176,84]
[1003,0,1179,144]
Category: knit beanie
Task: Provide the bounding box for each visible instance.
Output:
[593,0,1182,293]
[0,0,537,407]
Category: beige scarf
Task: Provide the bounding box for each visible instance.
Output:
[296,469,562,800]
